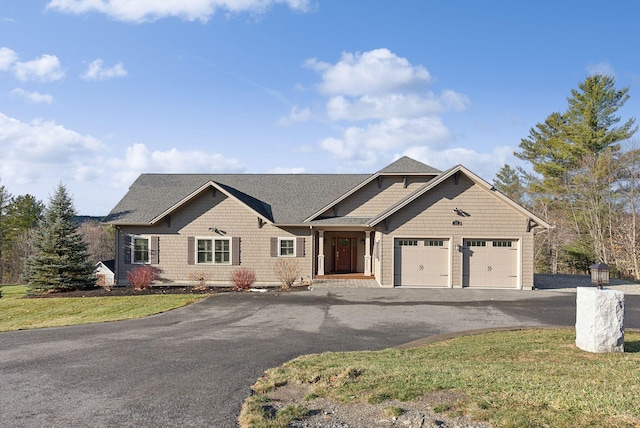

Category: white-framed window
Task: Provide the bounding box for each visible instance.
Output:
[196,237,231,265]
[132,236,150,264]
[197,238,213,264]
[278,237,295,257]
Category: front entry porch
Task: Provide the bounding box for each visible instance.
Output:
[315,273,372,280]
[314,229,374,278]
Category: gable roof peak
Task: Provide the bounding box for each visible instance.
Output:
[377,156,441,174]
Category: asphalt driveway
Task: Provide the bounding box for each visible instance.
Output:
[2,288,639,428]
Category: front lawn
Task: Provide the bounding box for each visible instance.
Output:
[0,285,208,332]
[242,328,640,427]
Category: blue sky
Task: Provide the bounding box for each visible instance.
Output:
[1,0,639,215]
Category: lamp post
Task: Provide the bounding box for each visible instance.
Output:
[577,262,623,353]
[590,263,610,290]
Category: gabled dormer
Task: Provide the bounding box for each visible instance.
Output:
[305,156,441,222]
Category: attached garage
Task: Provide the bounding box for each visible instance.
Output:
[394,238,450,287]
[462,239,519,288]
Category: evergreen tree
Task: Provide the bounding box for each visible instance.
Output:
[2,194,44,283]
[565,74,636,154]
[516,75,635,191]
[23,184,95,293]
[493,164,525,204]
[514,74,637,272]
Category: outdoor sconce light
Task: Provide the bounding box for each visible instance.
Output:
[590,263,610,290]
[209,227,226,235]
[452,207,470,217]
[455,244,462,252]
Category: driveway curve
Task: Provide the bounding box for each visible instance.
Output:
[2,288,639,427]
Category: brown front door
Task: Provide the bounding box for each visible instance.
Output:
[336,238,353,272]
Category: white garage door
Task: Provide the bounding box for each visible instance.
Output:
[394,239,449,287]
[462,239,518,288]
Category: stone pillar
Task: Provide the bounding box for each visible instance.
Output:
[576,287,624,353]
[364,230,371,277]
[317,230,325,276]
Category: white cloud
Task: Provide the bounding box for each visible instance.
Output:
[0,47,64,82]
[305,48,430,96]
[106,143,245,188]
[586,61,616,78]
[319,117,452,164]
[304,48,470,164]
[269,166,306,173]
[400,145,516,181]
[0,113,247,215]
[81,59,127,81]
[0,113,104,191]
[11,88,54,104]
[327,90,470,121]
[46,0,314,23]
[0,47,17,70]
[0,113,103,164]
[13,54,65,82]
[278,106,311,126]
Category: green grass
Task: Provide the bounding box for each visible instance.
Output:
[243,328,640,428]
[239,394,310,428]
[0,284,208,331]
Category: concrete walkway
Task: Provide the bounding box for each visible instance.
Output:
[311,278,380,288]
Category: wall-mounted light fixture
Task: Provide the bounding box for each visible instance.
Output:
[453,207,470,217]
[209,227,226,235]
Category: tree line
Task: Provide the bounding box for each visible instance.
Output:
[0,183,114,286]
[494,74,639,279]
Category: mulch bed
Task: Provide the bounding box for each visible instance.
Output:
[26,285,309,298]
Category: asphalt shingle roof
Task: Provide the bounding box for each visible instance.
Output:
[105,157,440,226]
[377,156,441,174]
[106,173,371,225]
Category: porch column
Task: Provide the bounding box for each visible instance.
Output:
[364,230,372,276]
[317,230,325,276]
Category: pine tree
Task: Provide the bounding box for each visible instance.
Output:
[493,164,525,204]
[23,184,95,293]
[3,194,44,283]
[514,74,637,272]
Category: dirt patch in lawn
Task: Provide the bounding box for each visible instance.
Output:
[260,382,491,428]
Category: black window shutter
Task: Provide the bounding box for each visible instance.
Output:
[232,237,241,265]
[187,236,195,265]
[151,236,160,264]
[296,237,305,257]
[124,234,131,265]
[270,237,278,257]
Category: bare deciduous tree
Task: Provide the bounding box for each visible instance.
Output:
[78,221,115,264]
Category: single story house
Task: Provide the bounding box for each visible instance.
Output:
[105,157,550,289]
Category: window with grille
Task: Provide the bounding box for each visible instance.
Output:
[399,240,419,246]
